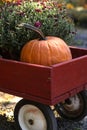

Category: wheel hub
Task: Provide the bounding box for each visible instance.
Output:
[28,119,34,125]
[64,95,80,111]
[18,104,47,130]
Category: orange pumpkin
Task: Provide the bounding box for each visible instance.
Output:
[20,23,72,66]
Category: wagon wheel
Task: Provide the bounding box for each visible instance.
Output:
[14,99,57,130]
[55,91,87,121]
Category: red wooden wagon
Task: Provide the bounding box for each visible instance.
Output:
[0,46,87,130]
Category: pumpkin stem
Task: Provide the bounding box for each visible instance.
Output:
[19,23,46,40]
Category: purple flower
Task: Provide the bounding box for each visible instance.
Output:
[14,0,22,6]
[34,21,41,28]
[35,9,42,13]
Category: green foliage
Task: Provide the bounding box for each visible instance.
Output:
[0,0,75,60]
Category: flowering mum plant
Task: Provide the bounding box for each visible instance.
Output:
[0,0,75,60]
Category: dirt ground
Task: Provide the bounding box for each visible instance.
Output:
[0,92,22,117]
[0,92,22,130]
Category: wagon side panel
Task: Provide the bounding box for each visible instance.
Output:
[51,56,87,104]
[0,58,51,104]
[70,46,87,58]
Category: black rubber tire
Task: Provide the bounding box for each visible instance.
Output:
[55,91,87,121]
[14,99,57,130]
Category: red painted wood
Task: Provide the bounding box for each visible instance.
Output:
[51,55,87,104]
[70,46,87,58]
[84,84,87,89]
[0,46,87,105]
[0,58,51,101]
